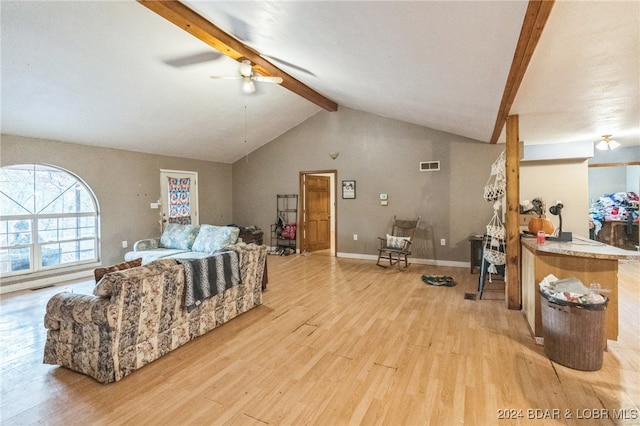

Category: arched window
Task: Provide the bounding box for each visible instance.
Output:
[0,164,99,276]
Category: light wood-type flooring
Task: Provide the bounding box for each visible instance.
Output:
[1,254,639,425]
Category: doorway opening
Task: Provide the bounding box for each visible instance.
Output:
[299,170,337,256]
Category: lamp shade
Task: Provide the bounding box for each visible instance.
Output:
[596,135,620,150]
[242,77,256,94]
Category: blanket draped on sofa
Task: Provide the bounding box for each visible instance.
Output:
[177,250,241,312]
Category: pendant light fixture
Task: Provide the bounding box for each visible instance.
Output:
[595,134,620,150]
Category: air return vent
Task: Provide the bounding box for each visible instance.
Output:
[419,161,440,171]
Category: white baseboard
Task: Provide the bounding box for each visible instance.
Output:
[336,252,469,269]
[0,270,94,294]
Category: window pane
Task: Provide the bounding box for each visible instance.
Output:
[0,247,31,273]
[59,217,78,229]
[38,230,58,243]
[0,165,36,215]
[40,243,62,267]
[79,225,96,239]
[38,218,57,230]
[0,220,32,246]
[36,172,95,214]
[78,216,95,227]
[35,167,77,214]
[59,241,79,264]
[79,240,95,260]
[59,228,78,241]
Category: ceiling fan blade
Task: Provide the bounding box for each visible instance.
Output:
[227,14,253,42]
[252,75,284,84]
[263,55,316,77]
[164,51,223,68]
[210,76,242,80]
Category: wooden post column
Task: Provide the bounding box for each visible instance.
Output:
[505,115,521,310]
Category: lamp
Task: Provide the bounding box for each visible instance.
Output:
[546,201,572,241]
[242,77,256,94]
[595,135,620,150]
[329,152,339,160]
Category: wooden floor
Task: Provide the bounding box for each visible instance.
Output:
[1,254,639,425]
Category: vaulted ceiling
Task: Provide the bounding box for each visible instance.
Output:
[2,1,638,164]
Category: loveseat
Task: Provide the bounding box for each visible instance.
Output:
[43,243,267,383]
[124,223,241,265]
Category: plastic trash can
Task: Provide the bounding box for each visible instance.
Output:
[539,291,608,371]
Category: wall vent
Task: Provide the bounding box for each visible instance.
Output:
[419,161,440,171]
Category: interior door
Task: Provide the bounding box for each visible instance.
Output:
[304,174,331,252]
[159,170,199,230]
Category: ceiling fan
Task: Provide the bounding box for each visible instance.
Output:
[210,59,283,94]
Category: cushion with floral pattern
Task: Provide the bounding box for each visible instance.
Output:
[191,225,240,254]
[159,223,200,250]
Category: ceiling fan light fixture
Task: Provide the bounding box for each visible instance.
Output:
[595,134,620,150]
[242,77,256,94]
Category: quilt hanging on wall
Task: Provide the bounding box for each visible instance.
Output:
[168,177,191,225]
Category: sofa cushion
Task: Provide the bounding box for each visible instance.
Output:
[191,225,240,254]
[94,258,142,282]
[160,223,200,250]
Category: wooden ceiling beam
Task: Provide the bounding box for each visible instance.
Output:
[137,0,338,112]
[489,0,555,144]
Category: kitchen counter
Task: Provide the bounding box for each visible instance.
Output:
[521,235,639,343]
[521,234,639,261]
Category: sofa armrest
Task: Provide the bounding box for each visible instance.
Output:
[44,292,116,330]
[133,237,160,251]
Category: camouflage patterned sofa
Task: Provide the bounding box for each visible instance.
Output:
[43,244,267,383]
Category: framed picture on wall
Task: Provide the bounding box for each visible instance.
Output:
[342,180,356,199]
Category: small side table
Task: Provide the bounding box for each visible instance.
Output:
[468,235,484,274]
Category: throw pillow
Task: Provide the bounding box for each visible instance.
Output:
[159,223,200,250]
[226,226,240,246]
[192,225,241,253]
[94,258,142,282]
[386,234,410,250]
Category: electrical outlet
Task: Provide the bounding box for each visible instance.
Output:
[122,241,128,248]
[353,234,358,241]
[440,238,446,246]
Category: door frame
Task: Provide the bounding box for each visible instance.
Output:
[299,170,337,256]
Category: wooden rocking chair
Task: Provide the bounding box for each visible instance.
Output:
[376,216,420,270]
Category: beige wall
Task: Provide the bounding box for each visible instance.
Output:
[1,134,232,285]
[520,160,589,237]
[1,109,514,289]
[232,107,504,263]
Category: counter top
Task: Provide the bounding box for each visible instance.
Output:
[521,234,640,261]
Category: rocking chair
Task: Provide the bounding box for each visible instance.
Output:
[376,216,420,270]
